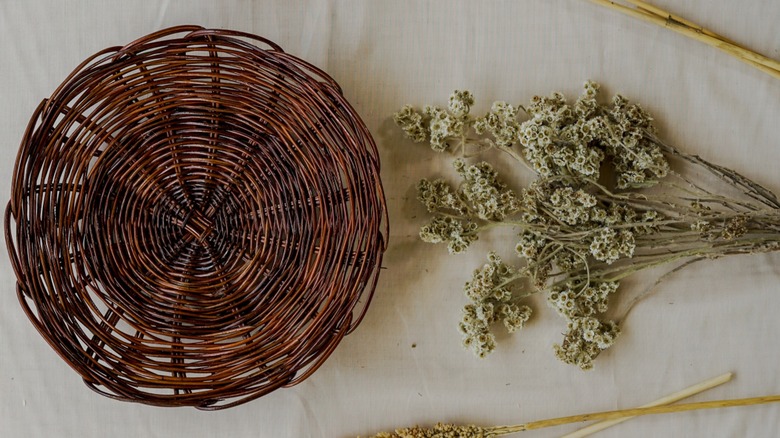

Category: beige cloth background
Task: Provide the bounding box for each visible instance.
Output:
[1,1,779,436]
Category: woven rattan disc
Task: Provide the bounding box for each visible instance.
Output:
[4,26,387,409]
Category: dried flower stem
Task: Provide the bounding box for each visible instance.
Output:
[495,394,780,435]
[561,372,733,438]
[589,0,780,80]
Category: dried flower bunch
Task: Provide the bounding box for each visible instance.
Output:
[395,82,780,369]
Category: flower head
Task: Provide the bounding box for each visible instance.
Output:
[474,101,520,148]
[554,317,620,370]
[393,105,427,143]
[448,90,475,117]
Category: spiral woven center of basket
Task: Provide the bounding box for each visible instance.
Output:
[181,210,215,242]
[79,127,306,328]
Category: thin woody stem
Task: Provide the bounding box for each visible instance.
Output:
[587,0,780,80]
[485,393,780,435]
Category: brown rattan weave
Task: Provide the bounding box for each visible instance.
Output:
[4,26,387,409]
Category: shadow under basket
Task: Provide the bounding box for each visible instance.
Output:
[4,25,388,410]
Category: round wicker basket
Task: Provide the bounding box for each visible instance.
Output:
[4,26,387,409]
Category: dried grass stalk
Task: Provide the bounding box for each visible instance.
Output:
[589,0,780,80]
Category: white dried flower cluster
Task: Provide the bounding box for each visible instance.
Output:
[589,228,636,264]
[474,101,520,148]
[547,186,598,226]
[459,253,532,358]
[518,82,669,188]
[548,281,618,319]
[393,105,427,143]
[546,282,620,368]
[519,91,604,178]
[419,216,477,255]
[424,105,465,151]
[393,90,474,152]
[416,159,520,254]
[393,90,524,155]
[448,90,475,117]
[394,83,670,188]
[454,159,520,221]
[606,93,669,188]
[554,316,620,370]
[417,178,468,215]
[514,229,548,260]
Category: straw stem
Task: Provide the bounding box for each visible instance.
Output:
[488,393,780,435]
[560,372,733,438]
[588,0,780,80]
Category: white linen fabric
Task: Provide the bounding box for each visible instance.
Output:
[1,1,778,437]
